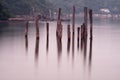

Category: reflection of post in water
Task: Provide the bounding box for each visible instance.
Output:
[89,9,93,40]
[35,37,39,62]
[83,36,87,64]
[80,23,87,65]
[89,39,93,72]
[25,21,29,52]
[25,35,28,52]
[56,36,62,64]
[72,33,75,62]
[25,21,29,37]
[89,9,93,72]
[46,23,49,53]
[67,24,71,55]
[77,27,80,50]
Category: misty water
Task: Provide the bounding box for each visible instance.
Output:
[0,18,120,80]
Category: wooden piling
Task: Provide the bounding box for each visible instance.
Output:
[46,22,49,52]
[35,16,40,38]
[81,24,83,40]
[67,24,71,55]
[77,27,80,49]
[56,8,62,39]
[46,22,49,36]
[81,23,85,40]
[77,27,80,40]
[57,8,61,32]
[89,9,93,40]
[72,6,75,34]
[72,6,75,56]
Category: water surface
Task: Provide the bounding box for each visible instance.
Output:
[0,19,120,80]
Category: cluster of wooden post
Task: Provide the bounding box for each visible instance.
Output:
[24,6,93,61]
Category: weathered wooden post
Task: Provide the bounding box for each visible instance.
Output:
[89,9,93,71]
[46,22,49,52]
[25,20,29,37]
[35,15,40,38]
[72,5,75,62]
[77,27,80,49]
[83,23,86,39]
[77,27,80,40]
[56,8,61,37]
[81,24,83,40]
[67,24,71,54]
[81,23,85,40]
[46,22,49,36]
[67,24,71,40]
[89,9,93,40]
[56,8,62,39]
[72,6,75,34]
[56,8,62,66]
[80,24,83,50]
[84,7,88,37]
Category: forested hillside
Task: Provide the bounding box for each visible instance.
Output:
[0,1,10,20]
[0,0,120,20]
[1,0,52,15]
[50,0,120,14]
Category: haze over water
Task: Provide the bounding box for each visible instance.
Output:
[0,18,120,80]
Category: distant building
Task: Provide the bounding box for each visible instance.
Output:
[100,8,110,14]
